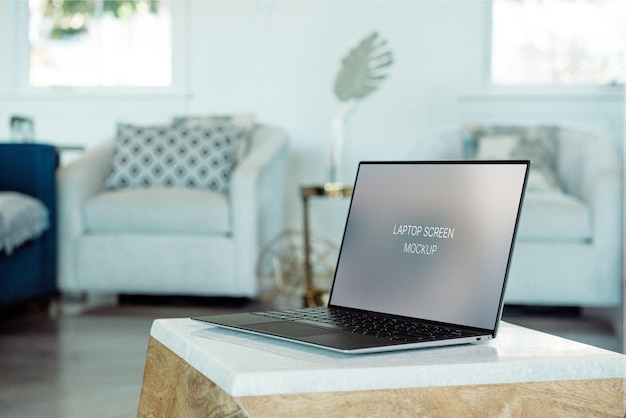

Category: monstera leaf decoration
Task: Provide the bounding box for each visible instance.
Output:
[333,32,393,102]
[327,31,393,183]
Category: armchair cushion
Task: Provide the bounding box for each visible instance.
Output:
[517,192,591,241]
[106,123,239,193]
[83,188,230,235]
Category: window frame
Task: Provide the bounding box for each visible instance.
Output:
[483,1,624,99]
[8,0,189,99]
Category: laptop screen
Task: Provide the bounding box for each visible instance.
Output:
[329,161,529,331]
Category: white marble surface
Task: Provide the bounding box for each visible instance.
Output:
[150,318,626,397]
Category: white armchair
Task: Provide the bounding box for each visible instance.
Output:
[58,123,288,298]
[413,126,622,308]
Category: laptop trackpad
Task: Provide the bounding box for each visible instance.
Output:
[246,321,343,338]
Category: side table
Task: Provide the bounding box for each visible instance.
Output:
[300,183,352,307]
[55,144,86,165]
[138,318,626,417]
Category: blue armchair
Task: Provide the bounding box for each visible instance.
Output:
[0,143,57,306]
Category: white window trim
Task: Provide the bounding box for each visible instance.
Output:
[7,0,190,100]
[478,1,624,101]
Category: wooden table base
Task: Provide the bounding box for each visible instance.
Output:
[138,337,625,418]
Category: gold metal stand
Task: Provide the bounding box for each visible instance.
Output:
[300,183,353,307]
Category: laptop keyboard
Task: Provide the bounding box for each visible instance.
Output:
[253,307,480,344]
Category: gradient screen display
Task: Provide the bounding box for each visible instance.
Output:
[329,161,529,331]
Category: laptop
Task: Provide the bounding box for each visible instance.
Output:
[193,160,530,354]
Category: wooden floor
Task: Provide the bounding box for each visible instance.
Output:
[0,297,621,418]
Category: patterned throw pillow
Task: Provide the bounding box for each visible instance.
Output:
[106,123,238,193]
[463,125,563,191]
[171,114,255,163]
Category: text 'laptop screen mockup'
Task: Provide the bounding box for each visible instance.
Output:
[329,162,528,331]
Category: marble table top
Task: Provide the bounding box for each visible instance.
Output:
[150,318,625,397]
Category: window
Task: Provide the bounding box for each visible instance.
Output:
[491,0,625,86]
[29,0,172,87]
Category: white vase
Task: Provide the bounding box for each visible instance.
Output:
[327,101,356,184]
[328,116,344,184]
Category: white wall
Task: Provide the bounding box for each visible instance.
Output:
[0,0,622,244]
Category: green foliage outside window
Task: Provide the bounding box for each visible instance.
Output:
[42,0,160,39]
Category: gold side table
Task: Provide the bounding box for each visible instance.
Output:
[300,183,352,307]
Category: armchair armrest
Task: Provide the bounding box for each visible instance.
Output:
[57,139,113,287]
[229,124,289,291]
[0,143,57,211]
[558,129,623,280]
